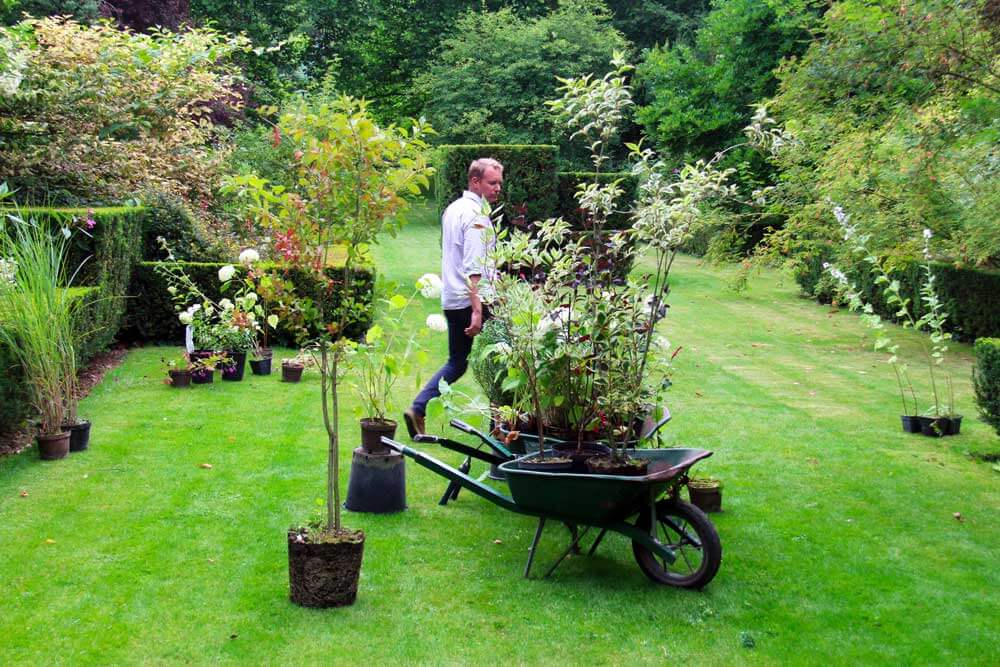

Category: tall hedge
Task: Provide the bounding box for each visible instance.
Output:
[973,338,1000,437]
[433,144,559,225]
[556,171,637,230]
[124,261,375,346]
[795,253,1000,342]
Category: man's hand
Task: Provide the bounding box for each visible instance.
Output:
[464,310,482,337]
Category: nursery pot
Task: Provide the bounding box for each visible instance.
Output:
[516,456,574,472]
[552,441,612,473]
[168,369,192,388]
[288,529,365,608]
[359,418,397,453]
[63,420,91,452]
[918,415,949,437]
[249,356,272,376]
[900,415,921,433]
[37,431,70,460]
[221,351,247,381]
[687,479,723,513]
[282,362,304,383]
[947,415,962,435]
[190,350,215,384]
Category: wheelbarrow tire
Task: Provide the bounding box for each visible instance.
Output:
[632,500,721,589]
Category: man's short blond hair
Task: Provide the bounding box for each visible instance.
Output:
[468,158,504,182]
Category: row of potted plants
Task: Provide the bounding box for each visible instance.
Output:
[162,349,311,386]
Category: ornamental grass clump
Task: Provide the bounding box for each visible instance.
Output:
[0,210,82,437]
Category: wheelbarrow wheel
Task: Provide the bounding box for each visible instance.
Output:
[632,500,721,589]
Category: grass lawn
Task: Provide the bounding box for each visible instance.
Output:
[1,202,998,664]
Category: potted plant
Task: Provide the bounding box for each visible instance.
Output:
[825,218,959,435]
[223,94,432,607]
[349,275,439,452]
[162,351,194,388]
[280,351,310,383]
[0,211,80,460]
[687,477,723,513]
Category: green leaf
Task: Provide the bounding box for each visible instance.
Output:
[388,294,407,310]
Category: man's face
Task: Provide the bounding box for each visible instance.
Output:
[470,167,503,204]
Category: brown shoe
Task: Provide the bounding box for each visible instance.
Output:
[403,409,425,439]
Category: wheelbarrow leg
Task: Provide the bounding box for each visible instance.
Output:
[587,528,609,556]
[438,456,471,505]
[524,518,546,578]
[543,526,592,579]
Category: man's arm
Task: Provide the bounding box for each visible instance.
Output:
[464,274,482,337]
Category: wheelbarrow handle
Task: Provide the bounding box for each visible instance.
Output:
[449,418,514,460]
[640,405,672,441]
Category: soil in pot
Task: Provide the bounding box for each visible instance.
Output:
[282,362,304,383]
[250,357,272,376]
[517,455,574,472]
[37,431,70,460]
[687,478,723,513]
[221,351,247,381]
[900,415,921,433]
[553,442,611,473]
[288,528,365,608]
[63,420,91,452]
[585,456,649,476]
[168,369,192,387]
[359,418,397,453]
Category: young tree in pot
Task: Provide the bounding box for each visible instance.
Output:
[350,275,439,452]
[0,211,81,460]
[223,95,432,607]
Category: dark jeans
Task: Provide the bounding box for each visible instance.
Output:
[411,306,490,416]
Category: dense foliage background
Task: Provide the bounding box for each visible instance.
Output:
[1,0,997,307]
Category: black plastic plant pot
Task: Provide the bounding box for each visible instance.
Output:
[168,369,192,387]
[221,351,247,381]
[900,415,921,433]
[64,420,91,452]
[947,416,962,435]
[918,416,949,437]
[249,356,272,376]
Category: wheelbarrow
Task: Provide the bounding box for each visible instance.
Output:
[382,436,723,589]
[413,407,673,504]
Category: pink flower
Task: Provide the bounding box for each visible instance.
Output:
[85,209,96,230]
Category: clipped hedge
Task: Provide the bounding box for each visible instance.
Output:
[123,261,375,346]
[556,171,637,230]
[433,144,559,225]
[796,253,1000,341]
[973,338,1000,436]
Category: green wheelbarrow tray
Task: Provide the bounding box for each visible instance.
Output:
[499,447,710,524]
[382,436,721,589]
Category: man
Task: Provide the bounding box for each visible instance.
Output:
[404,158,503,437]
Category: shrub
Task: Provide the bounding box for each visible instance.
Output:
[556,172,637,230]
[433,144,559,226]
[0,17,249,207]
[974,338,1000,436]
[124,261,375,346]
[139,192,226,262]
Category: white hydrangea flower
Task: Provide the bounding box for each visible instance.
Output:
[218,265,236,282]
[416,273,443,299]
[178,311,194,325]
[239,248,260,265]
[426,314,448,332]
[219,298,234,311]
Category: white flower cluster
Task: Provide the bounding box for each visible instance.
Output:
[425,313,448,332]
[178,303,202,325]
[822,261,848,285]
[416,273,443,299]
[218,265,236,282]
[0,257,16,285]
[239,248,260,265]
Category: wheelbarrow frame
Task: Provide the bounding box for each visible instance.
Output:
[382,436,721,588]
